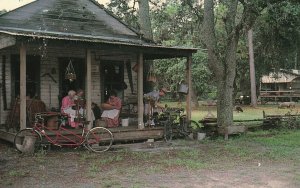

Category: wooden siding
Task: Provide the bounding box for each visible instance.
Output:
[0,54,11,124]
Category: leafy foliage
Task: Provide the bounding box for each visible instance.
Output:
[151,1,212,99]
[254,1,300,76]
[106,0,140,29]
[105,0,299,102]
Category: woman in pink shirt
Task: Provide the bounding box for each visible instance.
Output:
[61,90,78,128]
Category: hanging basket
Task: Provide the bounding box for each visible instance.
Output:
[65,73,76,80]
[65,60,76,82]
[147,66,157,83]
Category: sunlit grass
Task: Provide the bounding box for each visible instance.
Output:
[163,101,300,121]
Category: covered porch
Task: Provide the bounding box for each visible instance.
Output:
[0,0,196,143]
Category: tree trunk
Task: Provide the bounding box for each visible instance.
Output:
[296,33,300,69]
[248,28,257,107]
[217,80,234,127]
[138,0,154,93]
[203,0,239,140]
[138,0,153,41]
[191,88,199,109]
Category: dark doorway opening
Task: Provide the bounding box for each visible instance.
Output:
[11,55,41,100]
[59,58,85,105]
[101,61,124,102]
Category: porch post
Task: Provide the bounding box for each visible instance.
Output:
[137,53,144,129]
[20,44,26,129]
[86,49,92,130]
[186,55,192,121]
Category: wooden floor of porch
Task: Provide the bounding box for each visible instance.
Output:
[0,125,165,144]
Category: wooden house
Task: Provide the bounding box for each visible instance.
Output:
[259,69,300,103]
[0,0,196,141]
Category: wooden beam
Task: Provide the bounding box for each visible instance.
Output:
[0,34,16,49]
[186,55,192,121]
[137,53,144,129]
[86,49,92,130]
[20,44,26,130]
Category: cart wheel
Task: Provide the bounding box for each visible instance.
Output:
[14,128,42,153]
[85,127,113,152]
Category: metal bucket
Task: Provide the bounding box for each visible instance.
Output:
[178,83,189,94]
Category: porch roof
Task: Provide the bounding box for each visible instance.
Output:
[0,0,197,59]
[261,71,299,84]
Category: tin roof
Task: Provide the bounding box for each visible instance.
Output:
[0,0,146,44]
[0,0,196,57]
[261,69,300,83]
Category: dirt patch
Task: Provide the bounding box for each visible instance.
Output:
[0,139,299,188]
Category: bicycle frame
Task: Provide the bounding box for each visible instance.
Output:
[15,112,114,153]
[33,113,88,147]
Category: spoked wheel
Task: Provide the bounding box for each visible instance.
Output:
[14,128,42,153]
[164,121,173,142]
[85,127,113,152]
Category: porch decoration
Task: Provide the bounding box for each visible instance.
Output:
[147,65,157,83]
[65,60,76,82]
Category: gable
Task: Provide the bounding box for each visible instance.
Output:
[0,0,145,44]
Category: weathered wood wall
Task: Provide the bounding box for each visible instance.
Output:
[0,44,138,124]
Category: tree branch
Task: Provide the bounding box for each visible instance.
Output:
[203,0,224,78]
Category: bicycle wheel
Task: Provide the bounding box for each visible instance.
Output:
[85,127,113,152]
[14,128,42,153]
[164,121,173,142]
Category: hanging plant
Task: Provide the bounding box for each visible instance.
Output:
[147,65,157,83]
[65,60,76,82]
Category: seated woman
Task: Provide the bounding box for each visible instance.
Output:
[61,90,79,128]
[101,90,122,128]
[75,89,95,123]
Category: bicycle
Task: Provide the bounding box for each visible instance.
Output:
[159,108,202,141]
[14,112,113,153]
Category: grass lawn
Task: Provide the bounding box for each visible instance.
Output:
[163,101,299,121]
[1,129,299,187]
[1,102,300,187]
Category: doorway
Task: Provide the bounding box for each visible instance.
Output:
[101,61,124,102]
[11,55,41,99]
[59,58,85,103]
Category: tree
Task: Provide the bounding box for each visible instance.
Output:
[202,0,275,139]
[248,28,257,107]
[106,0,139,29]
[254,1,300,75]
[138,0,153,40]
[151,0,212,108]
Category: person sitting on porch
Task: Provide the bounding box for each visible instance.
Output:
[75,89,84,100]
[74,88,85,115]
[61,90,79,128]
[75,89,96,123]
[101,90,122,128]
